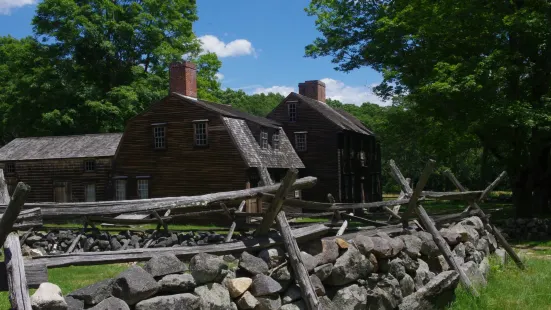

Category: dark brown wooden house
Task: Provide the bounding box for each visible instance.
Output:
[112,62,304,202]
[0,133,122,202]
[267,80,382,203]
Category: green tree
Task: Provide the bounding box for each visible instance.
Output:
[0,0,223,139]
[306,0,551,216]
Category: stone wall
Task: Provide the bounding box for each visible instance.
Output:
[30,215,503,310]
[499,218,551,240]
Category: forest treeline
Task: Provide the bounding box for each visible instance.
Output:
[0,0,508,196]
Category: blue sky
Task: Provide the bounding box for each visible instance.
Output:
[0,0,385,105]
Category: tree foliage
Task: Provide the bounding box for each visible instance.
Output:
[0,0,222,140]
[306,0,551,215]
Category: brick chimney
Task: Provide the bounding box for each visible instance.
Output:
[169,61,197,98]
[298,80,326,103]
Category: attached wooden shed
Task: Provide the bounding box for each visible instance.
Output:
[0,133,122,202]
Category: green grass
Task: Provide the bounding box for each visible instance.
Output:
[0,264,131,309]
[449,257,551,309]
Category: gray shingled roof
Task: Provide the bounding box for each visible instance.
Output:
[0,133,123,161]
[291,93,374,136]
[173,93,281,129]
[222,117,304,169]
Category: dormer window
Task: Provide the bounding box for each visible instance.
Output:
[260,130,269,149]
[193,120,208,146]
[272,132,280,150]
[288,101,297,122]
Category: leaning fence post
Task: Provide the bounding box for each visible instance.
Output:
[0,182,31,246]
[444,170,524,269]
[225,201,246,243]
[257,168,321,309]
[389,160,479,297]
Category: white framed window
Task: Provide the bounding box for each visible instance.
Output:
[272,132,280,150]
[288,102,297,122]
[295,132,307,152]
[115,179,127,200]
[84,160,96,172]
[153,126,166,149]
[85,183,96,202]
[260,130,269,149]
[4,163,15,174]
[193,121,208,146]
[137,179,149,199]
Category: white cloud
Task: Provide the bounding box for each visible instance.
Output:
[253,86,295,96]
[215,73,224,80]
[321,78,388,106]
[0,0,36,14]
[198,35,256,58]
[251,78,388,106]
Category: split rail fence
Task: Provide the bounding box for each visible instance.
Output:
[0,159,524,309]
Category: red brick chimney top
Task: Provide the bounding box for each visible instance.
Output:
[298,80,326,103]
[169,61,197,98]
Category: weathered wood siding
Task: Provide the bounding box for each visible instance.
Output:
[267,96,340,202]
[113,95,249,199]
[0,158,113,202]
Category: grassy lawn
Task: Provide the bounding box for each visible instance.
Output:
[0,263,131,309]
[449,256,551,309]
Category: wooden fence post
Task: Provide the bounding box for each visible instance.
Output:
[257,168,321,309]
[444,170,524,269]
[389,160,479,297]
[4,232,32,309]
[225,201,246,243]
[0,182,31,246]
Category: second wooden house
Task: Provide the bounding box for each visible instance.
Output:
[112,62,304,204]
[267,80,382,203]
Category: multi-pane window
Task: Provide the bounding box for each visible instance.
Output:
[295,132,307,152]
[4,163,15,174]
[137,179,149,199]
[85,184,96,202]
[84,160,96,172]
[193,121,208,146]
[288,102,297,122]
[260,131,269,149]
[272,132,280,150]
[153,126,166,149]
[360,151,367,167]
[115,179,127,200]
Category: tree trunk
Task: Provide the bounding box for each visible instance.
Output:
[511,169,533,218]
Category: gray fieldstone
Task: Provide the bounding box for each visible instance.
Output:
[250,274,283,296]
[194,283,232,310]
[398,271,459,310]
[331,284,367,310]
[68,278,114,306]
[255,295,282,310]
[158,273,196,293]
[134,293,200,310]
[88,297,130,310]
[239,251,269,275]
[314,263,333,281]
[236,291,259,310]
[143,254,187,278]
[326,246,372,286]
[371,237,393,259]
[190,252,228,284]
[400,274,415,297]
[282,284,301,304]
[111,266,160,306]
[314,239,340,265]
[397,235,422,258]
[258,247,286,268]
